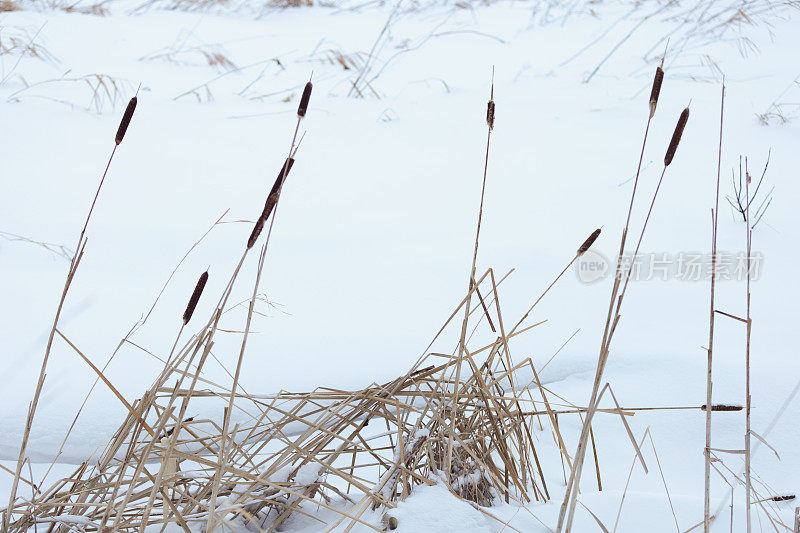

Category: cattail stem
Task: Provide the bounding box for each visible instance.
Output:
[510,227,599,339]
[559,94,690,533]
[745,158,753,533]
[705,82,724,533]
[6,96,137,522]
[210,79,311,532]
[448,75,494,482]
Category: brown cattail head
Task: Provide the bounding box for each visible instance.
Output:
[115,97,137,145]
[183,271,208,324]
[771,495,795,502]
[486,100,495,131]
[297,82,312,118]
[578,228,601,255]
[701,404,743,411]
[664,106,690,166]
[262,157,295,219]
[247,214,267,250]
[648,66,664,118]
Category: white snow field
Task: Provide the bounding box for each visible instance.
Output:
[1,0,799,531]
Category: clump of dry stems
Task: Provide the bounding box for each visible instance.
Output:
[3,68,785,533]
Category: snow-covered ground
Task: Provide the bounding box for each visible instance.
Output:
[1,0,799,530]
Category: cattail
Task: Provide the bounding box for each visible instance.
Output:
[297,82,312,118]
[486,100,495,131]
[247,214,267,249]
[701,404,743,411]
[648,66,664,119]
[262,158,295,220]
[183,271,208,324]
[664,106,690,166]
[771,495,795,502]
[115,97,137,145]
[578,228,601,255]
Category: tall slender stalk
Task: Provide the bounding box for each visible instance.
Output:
[448,73,495,480]
[744,158,753,533]
[207,79,309,532]
[561,106,689,532]
[5,96,137,528]
[555,62,669,532]
[705,81,724,533]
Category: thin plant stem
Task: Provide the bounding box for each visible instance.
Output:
[705,81,724,533]
[6,142,120,527]
[448,76,494,481]
[745,159,753,533]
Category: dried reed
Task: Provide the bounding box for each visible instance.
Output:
[5,92,139,528]
[704,81,724,533]
[559,68,693,533]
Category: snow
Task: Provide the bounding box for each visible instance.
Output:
[1,0,800,530]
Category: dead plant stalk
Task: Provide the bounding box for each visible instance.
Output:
[5,95,137,529]
[705,81,724,532]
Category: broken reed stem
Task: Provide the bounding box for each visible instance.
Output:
[6,96,137,527]
[448,75,494,482]
[705,81,724,533]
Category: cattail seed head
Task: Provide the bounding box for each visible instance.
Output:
[297,82,312,118]
[262,157,295,217]
[247,214,267,250]
[648,66,664,118]
[115,96,137,145]
[578,228,601,255]
[701,404,743,412]
[183,271,208,324]
[486,100,495,131]
[771,495,795,502]
[664,106,689,166]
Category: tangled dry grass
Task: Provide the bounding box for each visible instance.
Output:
[2,3,799,532]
